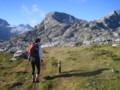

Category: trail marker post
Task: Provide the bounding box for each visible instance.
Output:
[58,60,61,74]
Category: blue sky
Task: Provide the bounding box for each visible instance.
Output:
[0,0,119,27]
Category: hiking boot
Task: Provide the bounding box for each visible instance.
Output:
[35,74,40,83]
[35,78,39,83]
[32,75,35,83]
[32,78,35,83]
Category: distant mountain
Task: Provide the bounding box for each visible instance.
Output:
[0,18,11,40]
[11,24,33,34]
[1,10,120,52]
[0,18,33,41]
[0,18,9,26]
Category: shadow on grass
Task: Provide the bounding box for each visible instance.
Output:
[44,68,110,80]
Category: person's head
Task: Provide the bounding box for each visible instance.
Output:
[34,37,41,43]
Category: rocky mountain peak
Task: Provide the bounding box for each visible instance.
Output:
[110,10,120,16]
[43,11,82,25]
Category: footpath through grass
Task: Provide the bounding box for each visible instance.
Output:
[0,44,120,90]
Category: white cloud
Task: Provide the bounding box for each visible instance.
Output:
[32,4,46,18]
[32,4,39,12]
[22,5,31,15]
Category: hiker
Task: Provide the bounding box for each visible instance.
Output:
[28,37,42,82]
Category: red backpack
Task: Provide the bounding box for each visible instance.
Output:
[28,43,38,57]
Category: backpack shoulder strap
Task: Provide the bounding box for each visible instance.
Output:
[35,44,39,49]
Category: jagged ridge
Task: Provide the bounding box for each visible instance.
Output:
[1,10,120,52]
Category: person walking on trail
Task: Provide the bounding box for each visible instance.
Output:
[28,37,43,83]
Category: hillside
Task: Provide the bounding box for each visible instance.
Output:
[0,44,120,90]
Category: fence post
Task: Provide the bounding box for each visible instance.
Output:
[58,60,61,74]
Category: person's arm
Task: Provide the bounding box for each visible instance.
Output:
[38,45,42,61]
[28,54,30,61]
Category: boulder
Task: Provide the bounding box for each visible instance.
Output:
[112,44,119,47]
[0,48,4,52]
[14,50,23,57]
[14,50,28,59]
[10,57,16,61]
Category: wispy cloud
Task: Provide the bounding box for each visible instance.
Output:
[22,5,31,15]
[32,4,45,17]
[21,4,46,26]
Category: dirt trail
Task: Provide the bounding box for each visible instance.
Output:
[28,83,39,90]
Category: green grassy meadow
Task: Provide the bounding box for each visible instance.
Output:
[0,44,120,90]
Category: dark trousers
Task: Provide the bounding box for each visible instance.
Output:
[31,60,40,75]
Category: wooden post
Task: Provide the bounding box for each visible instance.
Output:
[58,60,61,74]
